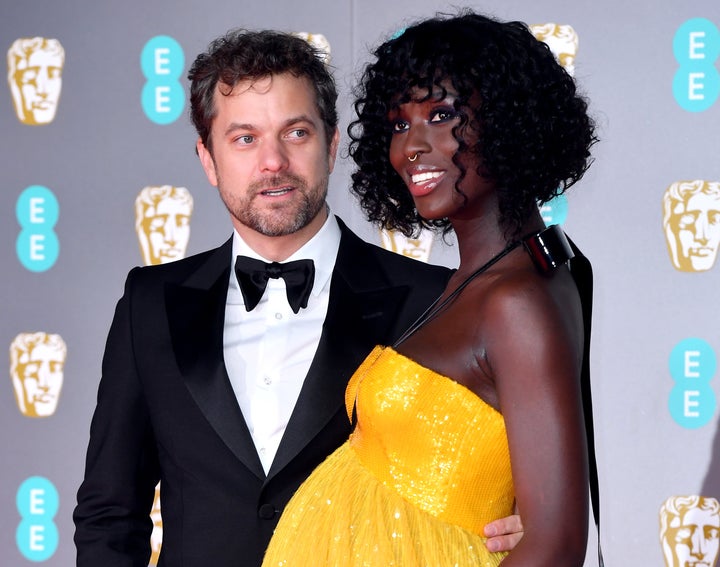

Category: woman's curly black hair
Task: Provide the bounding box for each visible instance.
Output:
[348,10,598,238]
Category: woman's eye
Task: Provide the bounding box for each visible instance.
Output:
[430,108,457,122]
[391,120,408,133]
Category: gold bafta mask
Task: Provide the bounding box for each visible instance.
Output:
[529,23,579,76]
[135,185,193,266]
[7,37,65,125]
[660,495,720,567]
[663,180,720,272]
[149,483,163,566]
[293,32,331,65]
[10,332,67,417]
[379,228,434,263]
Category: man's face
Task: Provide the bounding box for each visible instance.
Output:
[669,506,720,567]
[15,342,64,417]
[143,197,192,264]
[197,73,339,245]
[670,192,720,271]
[13,48,63,125]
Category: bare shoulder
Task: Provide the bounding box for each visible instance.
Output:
[475,264,584,380]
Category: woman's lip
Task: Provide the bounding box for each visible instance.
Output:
[406,166,445,196]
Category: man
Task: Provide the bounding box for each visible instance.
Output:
[135,185,194,265]
[73,29,521,566]
[10,332,66,418]
[660,495,720,567]
[7,37,65,125]
[663,180,720,272]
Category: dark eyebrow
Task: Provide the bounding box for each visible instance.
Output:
[223,115,318,138]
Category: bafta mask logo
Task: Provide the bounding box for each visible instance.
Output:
[660,495,720,567]
[380,228,434,263]
[7,37,65,125]
[663,180,720,272]
[293,32,331,65]
[135,185,193,266]
[149,483,162,566]
[529,23,579,76]
[10,332,66,417]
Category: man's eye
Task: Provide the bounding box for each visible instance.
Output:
[288,129,308,139]
[235,135,254,145]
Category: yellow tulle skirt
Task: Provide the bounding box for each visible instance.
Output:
[262,441,507,567]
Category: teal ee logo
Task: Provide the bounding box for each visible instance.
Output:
[673,18,720,112]
[669,337,717,428]
[538,194,569,226]
[16,185,60,272]
[141,35,185,124]
[16,476,59,561]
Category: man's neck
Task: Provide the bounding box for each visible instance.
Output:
[232,207,329,262]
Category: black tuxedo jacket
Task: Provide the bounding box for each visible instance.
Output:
[73,218,450,567]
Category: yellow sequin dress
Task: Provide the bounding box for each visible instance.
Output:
[262,346,515,567]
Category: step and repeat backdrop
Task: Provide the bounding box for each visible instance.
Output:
[2,1,719,565]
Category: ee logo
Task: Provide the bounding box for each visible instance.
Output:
[538,194,569,227]
[673,17,720,112]
[16,185,60,272]
[16,476,59,561]
[669,337,717,428]
[141,35,185,124]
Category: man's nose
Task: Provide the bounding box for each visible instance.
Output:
[259,138,289,172]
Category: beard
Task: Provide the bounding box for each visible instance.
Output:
[221,172,328,237]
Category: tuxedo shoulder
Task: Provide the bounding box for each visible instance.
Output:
[368,241,450,279]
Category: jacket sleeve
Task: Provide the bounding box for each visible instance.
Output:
[73,267,160,566]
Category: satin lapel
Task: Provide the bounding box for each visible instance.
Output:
[267,222,410,479]
[165,239,265,480]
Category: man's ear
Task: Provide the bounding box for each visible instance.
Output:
[196,138,218,187]
[327,127,340,174]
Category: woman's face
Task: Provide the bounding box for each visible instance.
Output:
[387,84,493,222]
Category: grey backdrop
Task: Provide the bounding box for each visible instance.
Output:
[2,1,719,565]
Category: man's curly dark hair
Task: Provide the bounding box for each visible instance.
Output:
[349,10,598,238]
[188,29,338,154]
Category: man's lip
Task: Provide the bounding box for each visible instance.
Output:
[259,186,294,196]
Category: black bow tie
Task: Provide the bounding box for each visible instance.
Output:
[234,255,315,314]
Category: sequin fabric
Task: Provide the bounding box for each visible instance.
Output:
[262,346,514,567]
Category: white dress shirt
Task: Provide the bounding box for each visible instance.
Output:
[223,214,341,474]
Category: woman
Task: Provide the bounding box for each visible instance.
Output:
[263,10,597,566]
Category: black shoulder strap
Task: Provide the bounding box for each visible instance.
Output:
[567,236,604,566]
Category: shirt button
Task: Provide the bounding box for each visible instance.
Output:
[275,312,283,320]
[264,375,272,385]
[258,503,277,519]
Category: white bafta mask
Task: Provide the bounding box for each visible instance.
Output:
[10,332,67,417]
[379,228,434,263]
[135,185,194,266]
[7,37,65,125]
[529,23,579,76]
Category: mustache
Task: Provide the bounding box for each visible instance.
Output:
[249,174,307,192]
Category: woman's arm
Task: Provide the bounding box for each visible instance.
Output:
[483,273,589,566]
